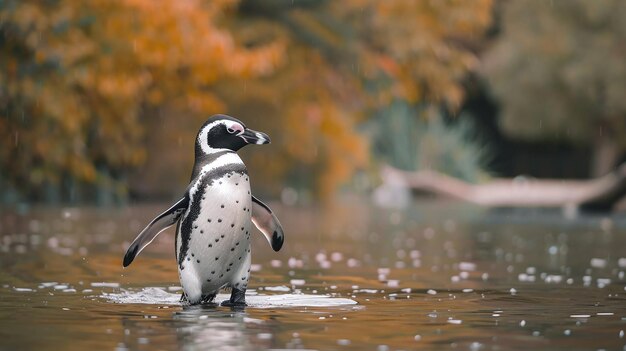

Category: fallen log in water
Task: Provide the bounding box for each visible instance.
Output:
[382,164,626,212]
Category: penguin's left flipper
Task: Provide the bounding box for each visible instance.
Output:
[123,195,189,267]
[251,195,284,251]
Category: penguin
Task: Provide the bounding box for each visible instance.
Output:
[122,114,284,306]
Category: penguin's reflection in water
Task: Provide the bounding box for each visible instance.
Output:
[174,305,260,350]
[118,304,273,350]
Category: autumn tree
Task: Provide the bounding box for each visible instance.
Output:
[227,0,493,194]
[0,0,284,203]
[1,0,494,203]
[483,0,626,176]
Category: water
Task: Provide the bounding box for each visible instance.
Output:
[1,201,626,350]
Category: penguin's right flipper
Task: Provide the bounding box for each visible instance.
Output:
[123,195,189,267]
[251,195,284,251]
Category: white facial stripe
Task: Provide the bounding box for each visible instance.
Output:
[197,121,222,154]
[197,120,244,154]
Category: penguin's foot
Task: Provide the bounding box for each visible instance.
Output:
[221,287,246,308]
[200,294,217,304]
[180,292,215,306]
[220,300,246,308]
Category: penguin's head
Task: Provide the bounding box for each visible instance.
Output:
[195,114,270,155]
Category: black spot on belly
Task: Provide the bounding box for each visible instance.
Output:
[208,244,212,248]
[211,270,215,274]
[221,234,224,238]
[196,259,200,263]
[231,223,234,228]
[207,279,211,282]
[221,204,224,208]
[215,257,219,261]
[226,268,230,272]
[218,218,222,223]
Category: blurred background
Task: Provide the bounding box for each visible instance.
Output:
[1,0,625,208]
[3,3,626,349]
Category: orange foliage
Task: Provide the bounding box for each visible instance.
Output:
[1,0,493,202]
[220,0,492,199]
[219,44,368,200]
[0,0,284,198]
[336,0,493,109]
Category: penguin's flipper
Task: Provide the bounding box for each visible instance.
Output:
[251,195,284,251]
[123,195,189,267]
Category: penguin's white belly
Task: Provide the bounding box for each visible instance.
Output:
[177,171,252,301]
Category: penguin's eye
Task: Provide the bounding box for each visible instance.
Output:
[227,124,243,134]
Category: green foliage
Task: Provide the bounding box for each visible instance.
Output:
[415,113,492,183]
[483,0,626,145]
[370,101,491,183]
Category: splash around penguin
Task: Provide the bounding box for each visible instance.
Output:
[123,114,284,306]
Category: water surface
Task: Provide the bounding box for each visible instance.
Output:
[1,201,626,350]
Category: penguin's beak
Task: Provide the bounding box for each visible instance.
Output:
[239,128,271,145]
